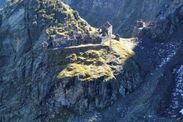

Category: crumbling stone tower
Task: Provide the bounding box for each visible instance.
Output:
[100,21,113,47]
[101,21,112,37]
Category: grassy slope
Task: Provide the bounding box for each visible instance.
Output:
[56,39,136,81]
[37,0,136,82]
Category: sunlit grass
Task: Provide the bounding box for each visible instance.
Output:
[56,38,136,82]
[103,38,136,61]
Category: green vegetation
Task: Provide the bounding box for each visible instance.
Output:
[57,49,114,81]
[103,39,135,61]
[56,40,135,82]
[36,0,97,38]
[36,0,135,82]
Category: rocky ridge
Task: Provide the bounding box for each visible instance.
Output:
[1,0,183,122]
[54,0,183,121]
[0,0,141,122]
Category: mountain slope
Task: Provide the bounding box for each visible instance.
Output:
[1,0,183,122]
[48,1,183,121]
[64,0,172,37]
[0,0,141,121]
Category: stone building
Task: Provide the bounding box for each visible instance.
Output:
[100,21,113,37]
[132,20,155,37]
[132,20,145,37]
[98,21,113,46]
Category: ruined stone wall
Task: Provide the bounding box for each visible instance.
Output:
[46,44,109,65]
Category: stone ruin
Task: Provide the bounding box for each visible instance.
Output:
[43,33,103,49]
[99,21,120,42]
[99,21,113,37]
[132,20,155,37]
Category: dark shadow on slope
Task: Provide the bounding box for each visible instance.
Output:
[153,23,183,120]
[85,21,183,122]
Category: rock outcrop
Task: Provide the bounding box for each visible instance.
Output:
[1,0,183,122]
[0,0,141,122]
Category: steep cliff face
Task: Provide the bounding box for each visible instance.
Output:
[65,0,172,37]
[0,0,141,122]
[60,0,183,122]
[1,0,183,122]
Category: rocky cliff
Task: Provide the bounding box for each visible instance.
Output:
[1,0,183,122]
[63,0,183,121]
[0,0,142,122]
